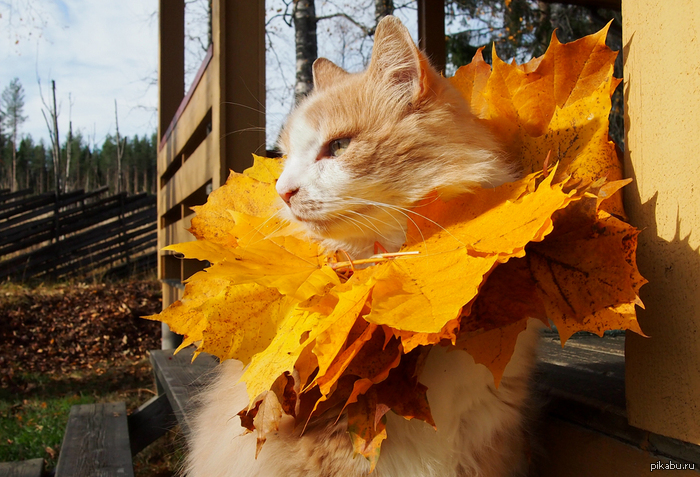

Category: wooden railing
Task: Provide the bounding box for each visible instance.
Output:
[157,0,266,314]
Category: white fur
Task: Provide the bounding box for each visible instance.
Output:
[184,320,541,477]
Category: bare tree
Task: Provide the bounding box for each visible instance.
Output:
[293,0,318,103]
[64,93,74,193]
[290,0,398,103]
[40,79,61,195]
[114,100,127,193]
[1,78,28,192]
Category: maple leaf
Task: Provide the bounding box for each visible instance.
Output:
[450,23,625,217]
[146,26,645,469]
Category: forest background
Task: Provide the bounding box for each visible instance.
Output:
[0,0,621,196]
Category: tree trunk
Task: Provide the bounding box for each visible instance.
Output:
[115,100,125,193]
[375,0,394,23]
[293,0,318,104]
[65,120,72,193]
[11,134,16,192]
[51,81,61,195]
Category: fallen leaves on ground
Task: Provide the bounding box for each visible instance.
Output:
[1,280,162,388]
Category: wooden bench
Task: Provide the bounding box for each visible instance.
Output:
[536,332,700,475]
[147,335,700,476]
[50,334,698,476]
[147,348,218,436]
[54,402,133,477]
[0,459,44,477]
[45,349,214,477]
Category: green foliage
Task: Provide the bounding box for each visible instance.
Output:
[2,130,158,195]
[0,390,93,468]
[1,78,27,137]
[0,361,155,471]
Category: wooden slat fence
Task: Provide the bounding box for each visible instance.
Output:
[0,188,157,281]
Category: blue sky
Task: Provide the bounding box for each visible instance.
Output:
[0,1,421,150]
[0,0,159,147]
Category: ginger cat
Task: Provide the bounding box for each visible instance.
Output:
[184,16,539,477]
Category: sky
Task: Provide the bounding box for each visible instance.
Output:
[0,0,159,147]
[0,0,420,150]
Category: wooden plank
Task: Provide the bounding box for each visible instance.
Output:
[0,193,149,252]
[0,188,34,204]
[623,0,700,445]
[159,46,213,152]
[0,459,44,477]
[0,211,154,278]
[127,393,177,456]
[158,133,215,217]
[0,187,106,229]
[55,402,134,477]
[537,417,699,477]
[0,199,155,273]
[158,61,213,179]
[161,216,195,250]
[216,0,265,181]
[52,228,157,279]
[537,333,700,467]
[0,192,55,218]
[0,193,151,248]
[149,348,218,436]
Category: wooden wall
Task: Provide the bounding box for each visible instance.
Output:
[623,0,700,445]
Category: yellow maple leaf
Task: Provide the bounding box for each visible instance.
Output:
[450,23,625,216]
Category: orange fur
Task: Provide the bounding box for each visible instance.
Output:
[276,16,516,258]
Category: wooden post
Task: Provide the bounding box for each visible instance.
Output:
[158,0,185,142]
[623,0,700,444]
[417,0,446,74]
[158,0,184,350]
[213,0,266,183]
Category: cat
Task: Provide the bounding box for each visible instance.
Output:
[183,16,540,477]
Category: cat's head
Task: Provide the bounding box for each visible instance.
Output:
[276,16,515,258]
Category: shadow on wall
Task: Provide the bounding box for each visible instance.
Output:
[622,38,700,442]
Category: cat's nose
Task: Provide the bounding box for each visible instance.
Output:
[279,187,299,206]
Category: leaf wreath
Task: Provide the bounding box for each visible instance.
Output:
[146,23,645,470]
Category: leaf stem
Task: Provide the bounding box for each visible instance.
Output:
[330,251,420,270]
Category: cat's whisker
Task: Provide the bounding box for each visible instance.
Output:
[335,215,367,237]
[346,196,467,249]
[343,210,391,240]
[219,127,267,141]
[236,210,283,246]
[342,196,428,254]
[220,101,267,115]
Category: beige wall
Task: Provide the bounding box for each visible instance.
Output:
[623,0,700,444]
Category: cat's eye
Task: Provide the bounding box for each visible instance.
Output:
[328,138,351,157]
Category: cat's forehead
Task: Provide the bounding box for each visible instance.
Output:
[287,110,322,153]
[281,87,355,152]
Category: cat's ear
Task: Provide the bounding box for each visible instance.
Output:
[368,16,432,105]
[313,58,348,91]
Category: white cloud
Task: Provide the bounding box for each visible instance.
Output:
[0,0,159,146]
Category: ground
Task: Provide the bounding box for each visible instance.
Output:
[0,280,181,476]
